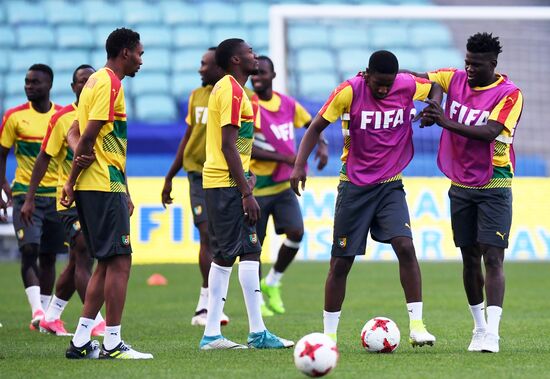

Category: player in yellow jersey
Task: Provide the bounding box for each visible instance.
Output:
[162,47,230,326]
[20,64,106,337]
[0,64,66,331]
[250,56,328,317]
[199,38,293,350]
[61,28,152,360]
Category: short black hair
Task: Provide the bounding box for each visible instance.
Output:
[216,38,244,70]
[106,27,141,59]
[28,63,54,83]
[72,64,94,84]
[368,50,399,75]
[467,32,502,57]
[208,46,217,52]
[258,55,274,72]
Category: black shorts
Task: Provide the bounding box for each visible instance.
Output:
[256,188,304,245]
[75,191,132,261]
[188,171,208,225]
[57,207,82,248]
[12,195,67,254]
[449,185,512,249]
[331,180,412,257]
[205,187,262,260]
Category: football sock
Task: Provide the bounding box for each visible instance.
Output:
[469,302,487,331]
[40,294,52,311]
[45,295,68,322]
[104,325,122,350]
[265,267,283,287]
[239,260,266,333]
[323,310,341,335]
[25,286,42,314]
[93,312,104,327]
[406,302,423,322]
[72,317,94,348]
[486,306,502,336]
[204,263,232,337]
[196,286,208,312]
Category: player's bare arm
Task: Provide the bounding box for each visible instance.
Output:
[416,82,444,128]
[61,120,104,207]
[422,99,504,142]
[0,146,11,220]
[221,124,260,225]
[162,123,193,208]
[67,120,95,169]
[251,145,296,166]
[20,151,53,226]
[290,115,330,196]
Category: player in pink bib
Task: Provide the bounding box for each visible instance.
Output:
[412,33,524,353]
[291,50,443,346]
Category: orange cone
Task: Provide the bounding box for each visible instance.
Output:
[147,273,168,286]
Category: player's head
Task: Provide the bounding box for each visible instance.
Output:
[106,27,143,77]
[199,47,224,87]
[215,38,258,76]
[251,55,275,94]
[71,64,95,100]
[25,64,53,102]
[365,50,399,99]
[465,32,502,87]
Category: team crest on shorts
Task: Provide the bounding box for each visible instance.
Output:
[121,234,131,246]
[16,229,24,240]
[72,221,81,232]
[193,205,202,216]
[249,233,258,244]
[337,237,347,248]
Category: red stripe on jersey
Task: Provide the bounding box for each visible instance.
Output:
[54,104,63,111]
[496,89,520,126]
[413,75,431,84]
[114,112,126,118]
[432,68,457,74]
[105,68,122,122]
[0,102,31,138]
[229,76,244,126]
[41,104,76,151]
[319,82,351,115]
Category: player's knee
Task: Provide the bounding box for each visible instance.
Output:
[20,244,39,268]
[484,252,504,270]
[285,229,304,245]
[330,257,353,277]
[392,237,416,261]
[39,253,56,267]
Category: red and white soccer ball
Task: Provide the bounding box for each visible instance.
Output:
[294,333,339,377]
[360,317,400,353]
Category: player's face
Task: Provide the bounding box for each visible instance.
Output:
[124,42,144,77]
[365,72,396,99]
[24,70,52,102]
[251,59,275,93]
[465,51,497,88]
[238,42,259,76]
[71,67,95,99]
[199,50,222,87]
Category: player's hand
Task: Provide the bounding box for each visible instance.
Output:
[242,195,260,226]
[75,151,96,169]
[0,197,8,223]
[161,179,173,208]
[315,143,329,170]
[20,198,35,226]
[127,194,134,217]
[290,164,307,196]
[2,180,12,207]
[60,181,75,208]
[413,110,436,128]
[421,99,446,125]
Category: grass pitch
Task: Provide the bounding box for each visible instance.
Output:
[0,261,549,378]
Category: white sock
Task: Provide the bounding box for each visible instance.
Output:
[25,286,42,314]
[239,260,266,334]
[486,306,502,336]
[265,267,283,287]
[204,263,232,337]
[72,317,94,348]
[104,325,122,350]
[196,287,208,312]
[93,312,104,327]
[40,294,52,311]
[323,310,341,335]
[45,295,68,322]
[469,302,487,331]
[407,302,423,322]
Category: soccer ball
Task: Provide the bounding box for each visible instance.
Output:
[360,317,400,353]
[294,333,339,377]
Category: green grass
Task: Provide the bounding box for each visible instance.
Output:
[1,261,549,378]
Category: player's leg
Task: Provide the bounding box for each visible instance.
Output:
[255,194,275,317]
[261,189,304,315]
[449,185,486,351]
[323,255,355,342]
